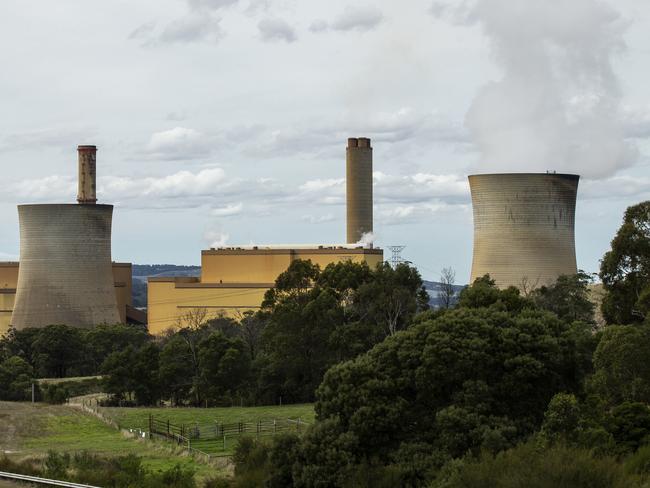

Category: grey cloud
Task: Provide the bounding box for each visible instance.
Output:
[160,14,224,43]
[258,18,297,43]
[188,0,239,11]
[128,22,157,41]
[312,6,384,34]
[309,20,329,33]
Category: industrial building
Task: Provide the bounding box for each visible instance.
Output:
[0,145,139,333]
[469,173,579,289]
[147,137,382,334]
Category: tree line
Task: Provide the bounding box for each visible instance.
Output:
[0,260,428,406]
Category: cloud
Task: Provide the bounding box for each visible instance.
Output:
[211,202,244,217]
[301,213,335,224]
[204,230,230,248]
[188,0,239,11]
[160,14,224,43]
[144,127,212,160]
[312,6,384,34]
[435,0,636,179]
[258,18,297,43]
[378,202,466,225]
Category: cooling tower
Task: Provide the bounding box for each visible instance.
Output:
[469,173,579,289]
[11,204,121,329]
[346,137,373,244]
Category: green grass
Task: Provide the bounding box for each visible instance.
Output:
[101,404,316,431]
[0,402,222,481]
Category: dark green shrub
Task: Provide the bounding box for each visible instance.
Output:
[44,451,70,480]
[435,442,641,488]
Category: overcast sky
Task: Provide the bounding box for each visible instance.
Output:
[2,0,650,282]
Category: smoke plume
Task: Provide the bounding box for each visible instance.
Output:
[356,231,376,248]
[437,0,636,178]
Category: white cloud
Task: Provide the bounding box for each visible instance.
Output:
[204,230,230,248]
[211,202,244,217]
[144,127,212,160]
[258,18,297,43]
[301,213,335,224]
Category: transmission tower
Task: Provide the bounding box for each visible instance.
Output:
[388,245,406,268]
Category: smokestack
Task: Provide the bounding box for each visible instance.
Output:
[346,137,373,244]
[77,145,97,204]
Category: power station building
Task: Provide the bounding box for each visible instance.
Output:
[469,173,579,289]
[147,137,382,334]
[0,146,139,335]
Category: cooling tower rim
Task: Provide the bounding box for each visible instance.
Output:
[468,172,579,179]
[17,203,114,209]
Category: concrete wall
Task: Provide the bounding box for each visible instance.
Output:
[149,247,384,334]
[0,262,133,336]
[11,204,121,330]
[469,173,579,289]
[346,138,373,244]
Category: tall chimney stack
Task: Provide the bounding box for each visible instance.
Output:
[77,145,97,204]
[346,137,373,244]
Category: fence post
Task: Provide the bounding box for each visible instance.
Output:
[167,419,170,435]
[149,414,153,437]
[223,435,226,451]
[274,419,276,434]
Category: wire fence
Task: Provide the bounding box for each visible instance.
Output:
[147,414,308,456]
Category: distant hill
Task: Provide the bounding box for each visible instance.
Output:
[131,265,201,308]
[132,264,201,281]
[423,280,466,309]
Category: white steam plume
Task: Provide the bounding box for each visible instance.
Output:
[356,231,376,248]
[204,230,230,248]
[436,0,637,178]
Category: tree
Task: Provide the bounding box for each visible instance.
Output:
[355,262,429,337]
[101,344,161,405]
[0,356,33,401]
[305,306,591,481]
[31,325,84,378]
[83,324,149,375]
[438,267,457,309]
[600,201,650,324]
[532,272,596,324]
[588,324,650,406]
[198,332,250,403]
[458,275,532,313]
[159,336,194,405]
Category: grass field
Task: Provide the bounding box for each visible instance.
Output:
[0,401,316,481]
[100,404,316,432]
[0,402,223,480]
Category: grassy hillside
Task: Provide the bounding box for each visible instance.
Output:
[0,402,221,479]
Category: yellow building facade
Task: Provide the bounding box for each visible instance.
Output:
[0,262,134,336]
[147,246,384,335]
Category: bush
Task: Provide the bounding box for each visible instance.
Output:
[435,441,642,488]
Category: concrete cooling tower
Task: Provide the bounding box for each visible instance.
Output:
[469,173,579,289]
[10,146,121,329]
[346,137,373,244]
